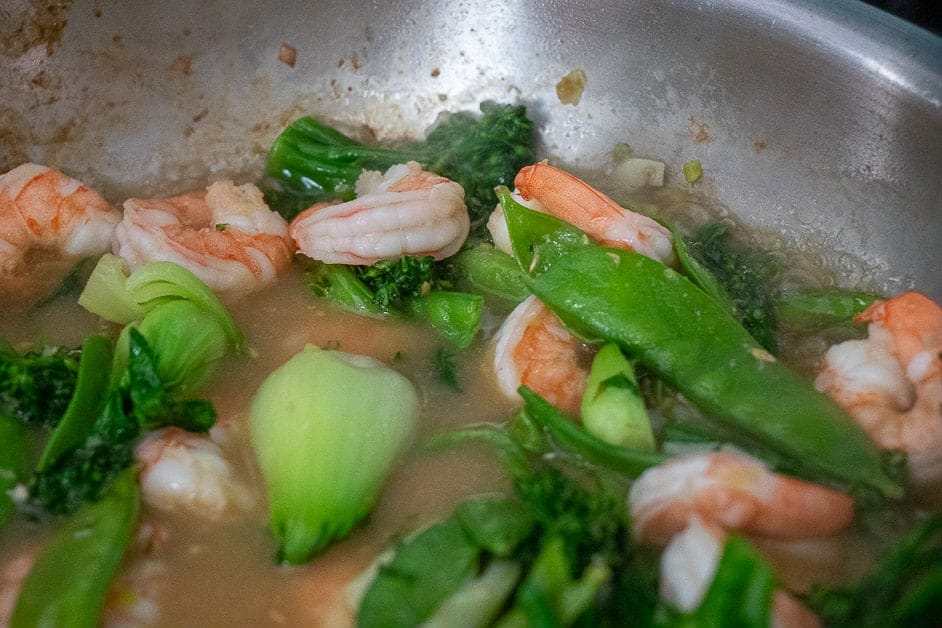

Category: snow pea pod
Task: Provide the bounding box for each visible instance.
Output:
[11,468,140,628]
[502,197,901,498]
[37,334,113,471]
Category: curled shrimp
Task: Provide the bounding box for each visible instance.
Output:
[487,162,675,265]
[491,295,592,416]
[0,163,121,292]
[289,161,469,265]
[660,517,822,627]
[134,427,257,521]
[628,451,855,546]
[114,180,294,296]
[815,291,942,487]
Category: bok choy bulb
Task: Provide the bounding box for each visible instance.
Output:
[78,254,243,392]
[249,345,418,565]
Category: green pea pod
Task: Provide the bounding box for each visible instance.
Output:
[11,468,140,628]
[0,414,30,526]
[502,196,901,498]
[451,245,531,305]
[777,288,882,330]
[408,291,484,349]
[37,335,113,472]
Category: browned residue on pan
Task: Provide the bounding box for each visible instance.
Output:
[0,0,73,57]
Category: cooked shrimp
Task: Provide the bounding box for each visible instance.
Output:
[815,290,942,486]
[628,451,855,546]
[660,517,821,627]
[134,427,257,520]
[0,163,120,286]
[289,161,469,265]
[114,180,294,296]
[487,162,675,265]
[491,295,592,416]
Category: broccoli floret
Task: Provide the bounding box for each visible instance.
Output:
[0,342,80,428]
[355,255,447,311]
[305,257,482,348]
[264,101,535,231]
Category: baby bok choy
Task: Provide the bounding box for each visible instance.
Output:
[249,345,417,564]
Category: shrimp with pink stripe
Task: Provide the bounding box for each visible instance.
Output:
[114,180,295,297]
[486,162,675,265]
[289,161,469,265]
[628,451,856,546]
[491,295,592,416]
[815,290,942,487]
[0,163,121,299]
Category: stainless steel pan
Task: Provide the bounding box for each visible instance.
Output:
[2,0,940,298]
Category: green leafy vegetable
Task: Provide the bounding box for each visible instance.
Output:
[0,341,80,428]
[249,345,417,564]
[11,469,140,628]
[358,516,486,627]
[265,101,535,229]
[502,196,901,498]
[687,222,782,353]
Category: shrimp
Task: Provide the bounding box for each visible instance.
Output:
[486,162,675,265]
[491,295,592,416]
[114,180,294,296]
[289,161,469,265]
[134,427,257,521]
[628,451,855,546]
[0,163,120,289]
[659,517,821,627]
[815,290,942,486]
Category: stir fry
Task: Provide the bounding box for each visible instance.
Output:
[0,102,940,627]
